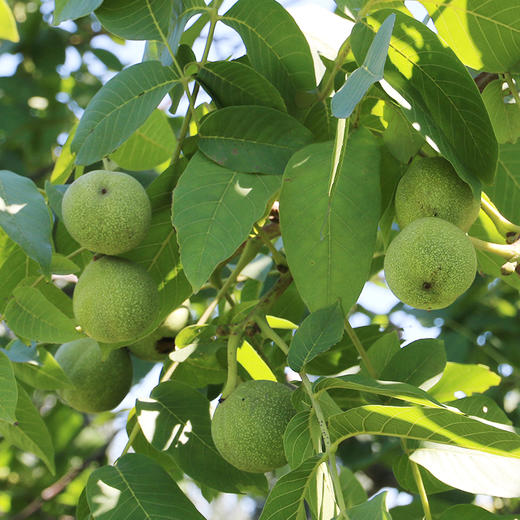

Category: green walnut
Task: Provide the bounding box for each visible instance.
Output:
[211,380,296,473]
[384,217,477,310]
[62,170,152,255]
[129,306,190,362]
[73,256,159,344]
[55,339,132,413]
[395,157,480,231]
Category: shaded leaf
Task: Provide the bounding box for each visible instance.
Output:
[348,492,391,520]
[340,467,367,508]
[361,331,400,378]
[110,109,176,171]
[86,453,205,519]
[0,170,52,270]
[53,0,102,24]
[283,410,319,469]
[222,0,315,114]
[172,153,280,291]
[280,129,380,312]
[288,301,344,371]
[197,60,287,111]
[136,380,267,494]
[482,80,520,145]
[4,286,83,344]
[72,61,179,165]
[96,0,172,41]
[0,350,17,423]
[440,504,520,520]
[199,106,313,174]
[0,382,55,473]
[393,454,451,495]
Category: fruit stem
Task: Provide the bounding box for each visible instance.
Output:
[197,237,262,325]
[301,373,350,520]
[469,236,520,260]
[221,330,242,399]
[480,196,520,242]
[344,319,377,378]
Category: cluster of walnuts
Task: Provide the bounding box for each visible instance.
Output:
[384,157,480,310]
[55,170,294,474]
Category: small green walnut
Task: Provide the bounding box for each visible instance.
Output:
[129,306,190,362]
[73,256,159,344]
[395,157,480,231]
[384,217,477,310]
[55,339,132,413]
[62,170,152,255]
[211,380,296,473]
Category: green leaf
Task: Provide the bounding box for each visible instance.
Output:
[4,286,83,344]
[329,405,520,459]
[198,106,313,174]
[314,374,444,408]
[283,410,319,468]
[0,0,19,42]
[380,339,446,390]
[50,121,78,184]
[53,0,103,24]
[486,142,520,224]
[136,380,267,494]
[421,0,520,73]
[0,170,52,270]
[361,331,400,378]
[258,455,322,520]
[95,0,172,41]
[447,395,511,425]
[0,350,17,423]
[76,488,92,520]
[72,62,179,165]
[352,11,497,188]
[410,442,520,497]
[348,492,391,520]
[482,80,520,145]
[12,347,73,391]
[124,166,192,335]
[280,130,380,312]
[86,453,205,519]
[393,454,451,495]
[440,504,520,520]
[222,0,316,114]
[288,301,344,371]
[110,109,176,171]
[172,153,280,291]
[429,362,501,402]
[339,467,367,508]
[197,61,287,111]
[332,14,395,118]
[0,382,55,473]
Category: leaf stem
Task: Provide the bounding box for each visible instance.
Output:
[344,319,377,378]
[121,422,140,457]
[254,314,289,354]
[253,224,287,269]
[409,456,433,520]
[317,36,351,103]
[301,373,350,520]
[197,237,262,326]
[220,330,242,399]
[480,195,520,242]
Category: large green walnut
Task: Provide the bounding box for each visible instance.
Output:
[73,256,159,344]
[211,380,296,473]
[395,157,480,231]
[62,170,152,255]
[129,306,190,362]
[55,339,132,413]
[384,217,477,310]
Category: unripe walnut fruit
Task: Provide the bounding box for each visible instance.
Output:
[395,157,480,232]
[211,380,296,473]
[384,217,477,310]
[62,170,152,255]
[55,339,132,413]
[73,256,159,344]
